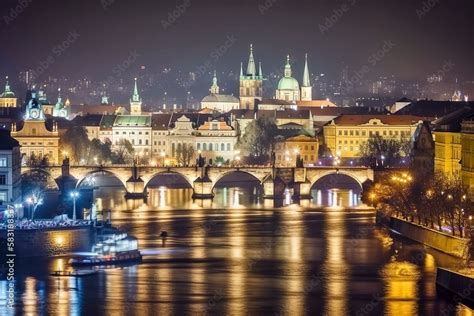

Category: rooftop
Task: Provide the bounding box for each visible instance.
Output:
[114,115,151,127]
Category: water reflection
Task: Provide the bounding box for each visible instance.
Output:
[381,260,420,315]
[3,184,474,315]
[311,189,361,208]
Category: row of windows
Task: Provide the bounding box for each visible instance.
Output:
[154,141,166,146]
[116,139,149,145]
[21,142,55,146]
[276,145,316,151]
[337,129,410,137]
[339,140,360,145]
[196,143,232,152]
[115,131,150,135]
[338,146,359,152]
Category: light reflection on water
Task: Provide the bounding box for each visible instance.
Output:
[1,185,473,315]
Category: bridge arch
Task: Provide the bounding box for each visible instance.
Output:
[76,169,127,189]
[144,171,193,189]
[211,170,264,192]
[309,170,364,192]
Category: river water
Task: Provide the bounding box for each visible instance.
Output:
[1,184,473,315]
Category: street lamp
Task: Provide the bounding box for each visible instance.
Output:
[26,195,43,220]
[70,191,80,220]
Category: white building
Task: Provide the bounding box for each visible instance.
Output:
[196,119,238,162]
[0,129,21,207]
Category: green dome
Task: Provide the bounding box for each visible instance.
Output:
[278,77,300,91]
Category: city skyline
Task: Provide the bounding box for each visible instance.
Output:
[1,0,473,83]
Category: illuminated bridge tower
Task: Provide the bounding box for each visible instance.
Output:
[239,44,263,110]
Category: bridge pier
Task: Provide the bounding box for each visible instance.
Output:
[192,177,214,199]
[292,181,312,200]
[55,158,78,193]
[125,164,146,199]
[262,176,277,199]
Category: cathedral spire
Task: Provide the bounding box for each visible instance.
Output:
[284,55,292,78]
[132,78,141,102]
[302,54,311,87]
[246,44,256,76]
[210,70,220,94]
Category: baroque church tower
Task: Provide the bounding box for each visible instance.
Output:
[239,44,263,110]
[130,78,142,114]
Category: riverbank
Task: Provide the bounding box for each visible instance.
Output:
[376,211,470,259]
[0,221,94,257]
[436,268,474,304]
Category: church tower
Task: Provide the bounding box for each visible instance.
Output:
[301,54,312,101]
[0,76,17,107]
[239,44,263,110]
[210,70,220,94]
[130,78,142,114]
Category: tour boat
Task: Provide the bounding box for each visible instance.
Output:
[69,232,142,266]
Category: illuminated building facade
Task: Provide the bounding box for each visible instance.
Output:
[461,119,474,191]
[323,115,422,158]
[11,90,60,164]
[274,134,319,166]
[196,119,238,162]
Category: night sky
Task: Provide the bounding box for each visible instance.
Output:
[1,0,473,82]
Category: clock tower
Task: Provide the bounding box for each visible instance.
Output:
[11,88,60,164]
[25,89,46,121]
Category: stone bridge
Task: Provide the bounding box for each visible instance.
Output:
[22,162,374,200]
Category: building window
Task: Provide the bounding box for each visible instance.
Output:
[0,191,7,202]
[221,143,225,151]
[197,143,201,150]
[0,174,6,185]
[0,157,6,167]
[227,143,231,151]
[203,143,207,151]
[209,143,213,151]
[338,131,342,136]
